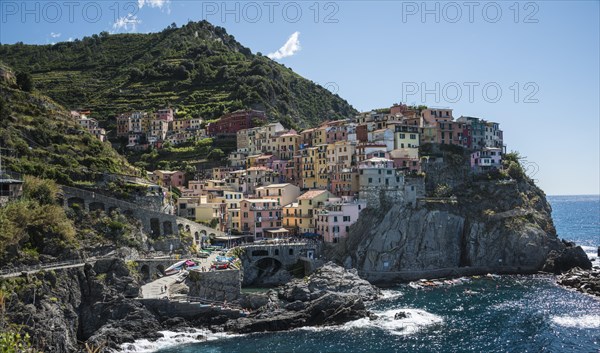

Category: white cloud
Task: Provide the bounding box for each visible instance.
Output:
[267,31,301,60]
[112,14,141,32]
[68,37,74,42]
[50,32,61,38]
[138,0,170,12]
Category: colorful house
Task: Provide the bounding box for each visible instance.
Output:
[315,197,367,243]
[240,199,283,239]
[470,147,502,172]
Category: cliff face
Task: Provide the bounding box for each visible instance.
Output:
[338,179,590,283]
[0,259,161,352]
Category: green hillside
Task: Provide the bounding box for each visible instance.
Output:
[0,21,356,130]
[0,63,138,184]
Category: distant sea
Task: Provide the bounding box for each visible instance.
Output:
[122,195,600,353]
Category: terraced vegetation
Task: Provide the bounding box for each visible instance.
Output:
[0,21,357,131]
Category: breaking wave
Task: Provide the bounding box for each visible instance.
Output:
[343,308,443,335]
[117,329,241,352]
[551,315,600,329]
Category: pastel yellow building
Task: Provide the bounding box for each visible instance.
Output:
[315,144,329,189]
[292,189,332,234]
[301,147,318,189]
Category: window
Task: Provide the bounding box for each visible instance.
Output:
[343,216,350,222]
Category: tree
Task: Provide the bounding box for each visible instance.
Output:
[16,72,33,92]
[207,148,224,161]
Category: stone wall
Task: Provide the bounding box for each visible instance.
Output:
[138,299,241,320]
[61,185,224,241]
[187,269,241,302]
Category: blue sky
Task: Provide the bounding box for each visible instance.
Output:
[1,1,599,196]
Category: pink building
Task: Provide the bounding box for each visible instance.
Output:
[315,197,367,243]
[152,170,185,187]
[240,199,284,239]
[157,108,174,122]
[470,147,502,172]
[325,125,351,144]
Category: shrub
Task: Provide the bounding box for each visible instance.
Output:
[433,183,452,197]
[23,176,59,205]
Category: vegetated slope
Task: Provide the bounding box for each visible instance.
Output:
[0,21,357,129]
[0,63,138,184]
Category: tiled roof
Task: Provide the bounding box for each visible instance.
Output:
[297,189,328,200]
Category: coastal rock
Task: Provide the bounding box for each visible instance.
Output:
[279,262,381,302]
[337,179,582,283]
[557,267,600,297]
[225,263,379,334]
[542,243,592,274]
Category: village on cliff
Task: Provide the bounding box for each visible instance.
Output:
[70,103,505,245]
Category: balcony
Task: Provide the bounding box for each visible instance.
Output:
[249,206,282,211]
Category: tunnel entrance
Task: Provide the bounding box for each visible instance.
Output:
[140,264,150,281]
[254,257,283,279]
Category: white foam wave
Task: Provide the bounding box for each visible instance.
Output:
[380,289,404,300]
[343,308,443,336]
[117,329,241,352]
[551,315,600,329]
[296,308,443,336]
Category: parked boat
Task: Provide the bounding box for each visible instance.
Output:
[164,260,186,276]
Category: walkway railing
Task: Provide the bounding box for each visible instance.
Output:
[0,259,90,277]
[0,254,191,278]
[183,296,242,309]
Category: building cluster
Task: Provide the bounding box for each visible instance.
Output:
[161,103,505,244]
[115,108,205,149]
[114,108,268,150]
[71,110,107,142]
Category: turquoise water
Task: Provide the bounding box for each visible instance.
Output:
[149,195,600,353]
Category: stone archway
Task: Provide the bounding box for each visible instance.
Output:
[254,257,283,280]
[89,202,105,212]
[150,218,161,236]
[156,264,166,277]
[67,197,85,209]
[140,264,150,281]
[163,221,173,235]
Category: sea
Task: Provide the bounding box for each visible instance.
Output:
[121,195,600,353]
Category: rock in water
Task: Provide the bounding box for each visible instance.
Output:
[227,262,380,334]
[542,243,592,274]
[280,262,382,302]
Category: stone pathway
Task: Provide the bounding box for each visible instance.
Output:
[140,273,183,299]
[139,250,222,299]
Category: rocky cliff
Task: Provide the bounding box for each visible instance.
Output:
[0,259,161,352]
[336,178,591,284]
